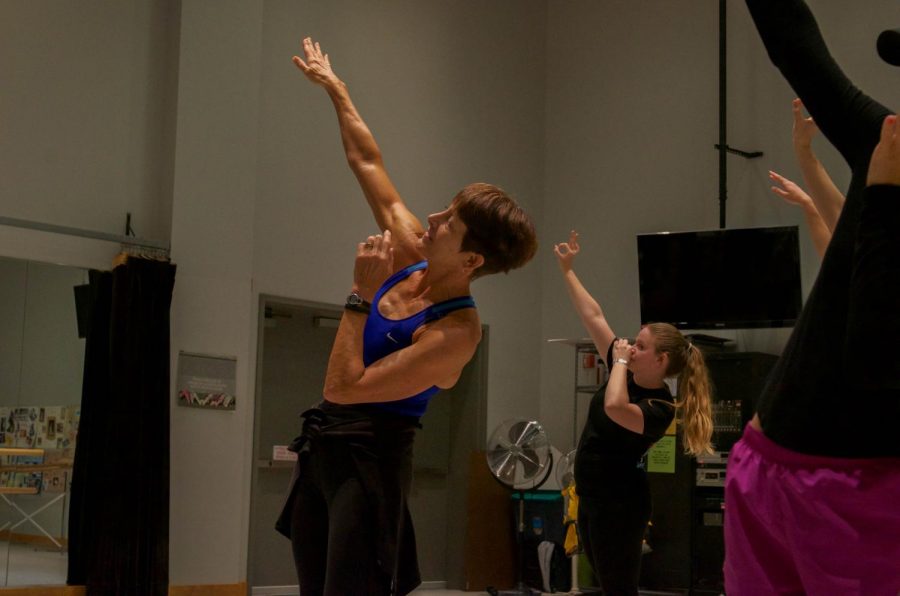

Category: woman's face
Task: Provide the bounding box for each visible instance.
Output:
[628,327,665,378]
[420,204,466,259]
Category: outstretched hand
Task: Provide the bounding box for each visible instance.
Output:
[292,37,338,88]
[768,170,816,212]
[354,230,394,302]
[553,230,580,273]
[867,115,900,187]
[792,98,819,151]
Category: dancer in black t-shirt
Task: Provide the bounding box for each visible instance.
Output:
[554,231,713,596]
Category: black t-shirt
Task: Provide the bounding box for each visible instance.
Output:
[574,342,675,498]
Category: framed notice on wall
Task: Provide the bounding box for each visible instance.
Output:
[176,351,237,411]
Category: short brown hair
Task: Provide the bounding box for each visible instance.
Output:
[452,183,538,278]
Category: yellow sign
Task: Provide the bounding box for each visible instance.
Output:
[647,435,676,473]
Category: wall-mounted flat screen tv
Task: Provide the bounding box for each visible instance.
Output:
[637,226,802,330]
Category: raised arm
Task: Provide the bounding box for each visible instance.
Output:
[745,0,889,169]
[553,231,616,365]
[790,99,845,230]
[768,170,831,257]
[293,37,423,267]
[323,231,481,404]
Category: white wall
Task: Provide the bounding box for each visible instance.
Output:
[0,1,177,245]
[2,0,899,588]
[167,0,262,585]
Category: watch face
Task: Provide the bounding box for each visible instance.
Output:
[347,293,362,305]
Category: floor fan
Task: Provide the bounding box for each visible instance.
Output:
[485,419,553,596]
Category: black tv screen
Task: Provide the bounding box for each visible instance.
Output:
[637,226,802,330]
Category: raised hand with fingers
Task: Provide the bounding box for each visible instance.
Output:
[292,37,338,88]
[769,170,831,257]
[769,170,816,210]
[553,230,581,273]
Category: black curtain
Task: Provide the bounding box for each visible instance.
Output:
[68,258,176,595]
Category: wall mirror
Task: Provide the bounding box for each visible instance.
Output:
[0,255,87,587]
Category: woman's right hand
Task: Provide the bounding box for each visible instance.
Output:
[769,170,817,213]
[292,37,339,89]
[353,230,394,302]
[553,230,580,273]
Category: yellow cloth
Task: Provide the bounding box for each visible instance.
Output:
[562,483,580,556]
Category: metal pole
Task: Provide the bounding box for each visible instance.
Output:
[0,215,169,252]
[719,0,728,229]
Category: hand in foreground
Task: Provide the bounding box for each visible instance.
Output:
[354,230,394,302]
[867,115,900,187]
[791,98,819,151]
[292,37,338,88]
[769,170,817,212]
[612,338,632,364]
[553,230,580,273]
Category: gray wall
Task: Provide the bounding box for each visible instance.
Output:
[1,0,898,587]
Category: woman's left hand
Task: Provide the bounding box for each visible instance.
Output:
[354,230,394,301]
[612,338,632,363]
[553,230,580,273]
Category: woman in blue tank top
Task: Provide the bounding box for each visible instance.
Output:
[277,37,538,596]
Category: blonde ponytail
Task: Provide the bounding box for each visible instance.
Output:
[646,323,714,456]
[677,346,714,456]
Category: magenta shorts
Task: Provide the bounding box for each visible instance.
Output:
[724,424,900,596]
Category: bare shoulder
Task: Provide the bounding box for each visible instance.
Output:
[387,209,427,270]
[415,308,481,389]
[413,306,482,349]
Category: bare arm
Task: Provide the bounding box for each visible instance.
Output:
[553,231,616,365]
[791,99,846,231]
[603,339,645,434]
[322,231,481,404]
[769,170,831,257]
[324,313,480,404]
[293,37,423,268]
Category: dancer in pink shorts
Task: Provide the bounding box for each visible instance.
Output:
[727,1,900,594]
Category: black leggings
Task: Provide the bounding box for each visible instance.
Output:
[577,489,651,596]
[283,405,420,596]
[290,449,387,595]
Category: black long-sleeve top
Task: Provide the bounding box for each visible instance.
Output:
[746,0,900,457]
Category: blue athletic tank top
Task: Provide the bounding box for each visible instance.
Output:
[364,260,476,417]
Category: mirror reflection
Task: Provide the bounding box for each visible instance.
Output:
[0,256,87,586]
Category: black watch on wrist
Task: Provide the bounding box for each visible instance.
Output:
[345,291,371,315]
